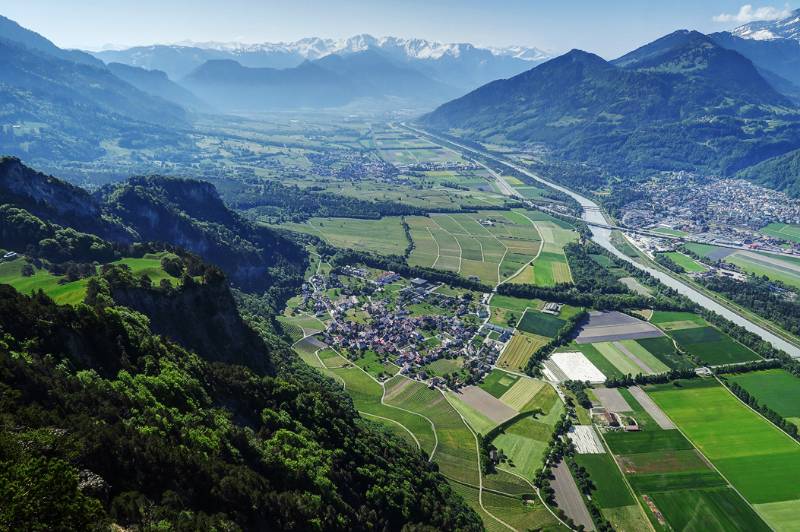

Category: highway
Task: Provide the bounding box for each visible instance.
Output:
[404,123,800,358]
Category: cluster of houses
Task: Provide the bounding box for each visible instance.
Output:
[321,287,479,376]
[299,264,510,388]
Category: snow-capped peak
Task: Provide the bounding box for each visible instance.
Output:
[732,8,800,41]
[163,34,549,62]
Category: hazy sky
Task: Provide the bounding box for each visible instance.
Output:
[3,1,798,58]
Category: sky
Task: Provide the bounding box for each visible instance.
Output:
[2,1,798,58]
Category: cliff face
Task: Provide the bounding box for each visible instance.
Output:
[0,157,134,242]
[110,275,272,373]
[98,175,307,292]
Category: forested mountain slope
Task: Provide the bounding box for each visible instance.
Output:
[422,30,800,189]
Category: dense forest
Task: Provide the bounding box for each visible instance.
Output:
[217,177,429,221]
[0,160,482,530]
[0,271,480,530]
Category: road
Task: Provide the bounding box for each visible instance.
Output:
[405,123,800,358]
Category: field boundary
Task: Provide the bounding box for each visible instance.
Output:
[496,465,577,531]
[593,424,656,532]
[715,375,800,447]
[442,390,517,531]
[644,386,768,526]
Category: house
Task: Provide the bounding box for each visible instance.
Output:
[542,302,563,315]
[2,251,18,261]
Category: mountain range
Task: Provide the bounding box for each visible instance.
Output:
[95,34,551,92]
[422,29,800,193]
[182,49,461,111]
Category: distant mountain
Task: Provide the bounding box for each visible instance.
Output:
[0,15,190,163]
[731,8,800,41]
[708,29,800,97]
[422,30,800,186]
[95,34,550,92]
[107,62,206,109]
[183,50,459,111]
[0,14,101,67]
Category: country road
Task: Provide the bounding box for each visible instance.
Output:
[404,123,800,358]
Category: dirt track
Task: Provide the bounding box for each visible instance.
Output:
[630,386,675,429]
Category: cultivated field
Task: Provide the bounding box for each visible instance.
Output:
[447,386,517,433]
[727,369,800,427]
[663,251,708,272]
[726,250,800,290]
[280,216,409,256]
[498,377,547,411]
[407,211,543,284]
[650,311,760,365]
[407,209,576,286]
[603,384,769,531]
[547,351,606,383]
[497,331,549,371]
[647,379,800,530]
[593,340,670,376]
[383,376,480,485]
[517,309,566,337]
[328,368,437,454]
[760,222,800,243]
[479,369,521,397]
[492,385,562,479]
[576,311,663,344]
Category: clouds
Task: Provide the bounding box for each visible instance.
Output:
[713,4,792,23]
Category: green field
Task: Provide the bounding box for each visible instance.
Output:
[492,387,563,479]
[280,216,409,256]
[663,252,708,272]
[592,340,671,376]
[600,383,770,531]
[498,377,547,412]
[329,369,437,454]
[604,427,694,455]
[635,336,694,370]
[516,310,565,337]
[574,453,635,509]
[760,222,800,243]
[649,310,707,328]
[489,294,541,313]
[353,349,400,379]
[725,250,800,290]
[727,369,800,426]
[405,209,576,287]
[383,376,480,485]
[647,379,800,529]
[649,488,771,532]
[668,326,760,365]
[683,242,723,258]
[479,369,521,398]
[407,211,543,285]
[0,253,179,305]
[421,357,464,376]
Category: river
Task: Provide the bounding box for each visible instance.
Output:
[407,124,800,358]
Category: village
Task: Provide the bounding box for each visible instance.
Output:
[296,264,506,389]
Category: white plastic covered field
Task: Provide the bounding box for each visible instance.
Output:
[549,351,606,383]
